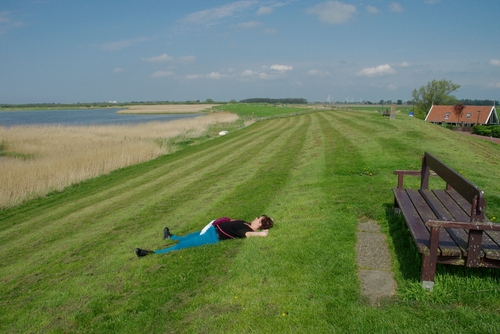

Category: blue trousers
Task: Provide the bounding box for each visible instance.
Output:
[154,225,219,254]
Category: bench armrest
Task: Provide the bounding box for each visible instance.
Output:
[394,170,420,188]
[394,170,439,188]
[426,220,500,231]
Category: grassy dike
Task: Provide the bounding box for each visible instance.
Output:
[1,107,500,332]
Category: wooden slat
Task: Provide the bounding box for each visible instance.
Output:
[420,190,471,257]
[393,188,430,255]
[481,231,500,260]
[446,189,472,214]
[406,189,462,257]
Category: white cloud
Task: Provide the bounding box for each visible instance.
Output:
[366,6,380,14]
[207,72,227,79]
[257,6,273,15]
[142,53,174,63]
[259,72,269,79]
[355,64,397,77]
[184,71,231,80]
[389,2,403,12]
[236,21,262,28]
[182,1,257,26]
[96,37,148,51]
[488,83,500,89]
[308,69,331,77]
[150,70,174,78]
[270,64,293,72]
[186,74,202,80]
[177,55,196,65]
[387,84,398,90]
[142,54,196,65]
[112,68,124,74]
[307,1,357,25]
[489,59,500,66]
[0,11,23,35]
[0,11,11,24]
[242,69,258,76]
[263,28,278,34]
[399,61,410,67]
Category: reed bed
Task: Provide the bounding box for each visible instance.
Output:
[0,112,238,208]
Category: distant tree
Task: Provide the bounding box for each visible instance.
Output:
[412,79,460,119]
[453,103,466,129]
[205,98,214,103]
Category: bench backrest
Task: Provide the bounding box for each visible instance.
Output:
[421,152,486,222]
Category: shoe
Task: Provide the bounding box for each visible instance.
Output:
[135,248,154,257]
[163,227,172,240]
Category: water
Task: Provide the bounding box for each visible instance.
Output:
[0,108,203,127]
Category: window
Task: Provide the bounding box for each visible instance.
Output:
[444,112,450,120]
[465,112,472,118]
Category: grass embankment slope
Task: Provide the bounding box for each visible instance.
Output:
[1,107,500,333]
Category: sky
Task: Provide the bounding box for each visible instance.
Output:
[1,0,500,104]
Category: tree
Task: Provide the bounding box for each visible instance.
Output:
[412,79,461,119]
[453,103,466,129]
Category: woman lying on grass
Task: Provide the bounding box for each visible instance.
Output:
[135,215,274,257]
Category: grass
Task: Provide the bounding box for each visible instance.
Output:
[1,107,500,332]
[215,103,311,118]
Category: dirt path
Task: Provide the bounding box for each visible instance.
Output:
[356,220,396,306]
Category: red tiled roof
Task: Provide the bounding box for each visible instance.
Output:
[425,105,495,124]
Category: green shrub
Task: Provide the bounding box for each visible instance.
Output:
[473,125,500,137]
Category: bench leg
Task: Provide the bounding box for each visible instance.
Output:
[421,226,440,291]
[393,197,401,216]
[421,255,436,291]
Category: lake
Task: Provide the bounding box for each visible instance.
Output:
[0,108,203,127]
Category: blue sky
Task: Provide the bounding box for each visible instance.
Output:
[1,0,499,104]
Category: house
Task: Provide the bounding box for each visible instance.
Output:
[425,105,499,126]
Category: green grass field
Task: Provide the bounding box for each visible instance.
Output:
[1,108,500,333]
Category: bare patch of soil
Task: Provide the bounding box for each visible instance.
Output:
[356,220,396,306]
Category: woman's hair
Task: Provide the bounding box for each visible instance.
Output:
[260,215,274,229]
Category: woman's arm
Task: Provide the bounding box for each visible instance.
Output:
[245,229,269,237]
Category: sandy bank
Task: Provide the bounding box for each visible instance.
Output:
[117,104,220,114]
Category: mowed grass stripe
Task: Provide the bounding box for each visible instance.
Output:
[109,113,314,332]
[176,112,357,332]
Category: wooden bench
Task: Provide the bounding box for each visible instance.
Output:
[393,152,500,290]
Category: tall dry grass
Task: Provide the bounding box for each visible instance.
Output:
[0,112,238,209]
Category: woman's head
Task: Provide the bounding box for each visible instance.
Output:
[259,215,274,229]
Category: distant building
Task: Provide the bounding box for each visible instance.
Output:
[425,105,499,126]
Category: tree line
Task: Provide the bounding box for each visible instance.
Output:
[239,98,308,104]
